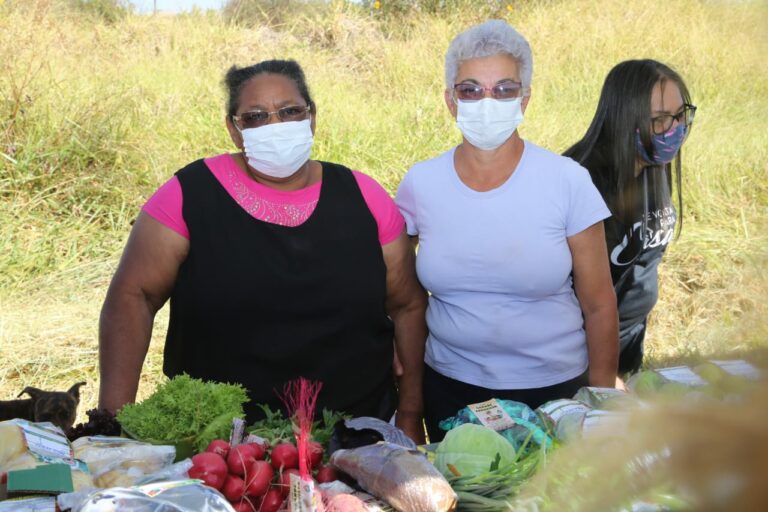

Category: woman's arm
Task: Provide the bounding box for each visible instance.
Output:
[567,221,619,387]
[98,212,189,413]
[382,231,428,444]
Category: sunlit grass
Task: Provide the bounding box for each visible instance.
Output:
[0,0,766,418]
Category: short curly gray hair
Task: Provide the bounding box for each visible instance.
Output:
[445,20,533,92]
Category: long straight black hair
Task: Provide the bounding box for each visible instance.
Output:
[564,59,692,234]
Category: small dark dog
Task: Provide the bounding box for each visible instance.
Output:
[0,382,86,432]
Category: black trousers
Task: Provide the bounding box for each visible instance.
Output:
[618,319,646,376]
[423,364,589,443]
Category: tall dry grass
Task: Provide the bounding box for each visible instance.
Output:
[0,0,766,419]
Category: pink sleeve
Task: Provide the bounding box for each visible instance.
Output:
[142,176,189,239]
[352,171,405,245]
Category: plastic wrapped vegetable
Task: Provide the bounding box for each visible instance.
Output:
[0,419,94,491]
[0,497,57,511]
[439,399,551,451]
[72,436,176,488]
[330,442,457,512]
[535,399,592,442]
[572,387,635,410]
[434,424,516,478]
[70,479,236,512]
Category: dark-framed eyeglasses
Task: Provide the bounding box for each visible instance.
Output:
[453,80,525,101]
[232,105,311,130]
[651,104,697,135]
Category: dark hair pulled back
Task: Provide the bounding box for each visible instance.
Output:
[224,59,314,118]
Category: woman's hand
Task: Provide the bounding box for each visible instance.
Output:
[395,410,426,446]
[567,221,619,388]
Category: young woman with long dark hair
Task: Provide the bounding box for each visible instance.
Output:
[564,59,696,375]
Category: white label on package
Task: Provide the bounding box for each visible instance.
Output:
[711,360,762,380]
[467,399,516,431]
[17,420,74,463]
[288,473,320,512]
[539,400,591,423]
[656,366,707,386]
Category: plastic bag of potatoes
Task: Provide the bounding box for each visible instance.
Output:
[71,436,176,488]
[0,419,94,490]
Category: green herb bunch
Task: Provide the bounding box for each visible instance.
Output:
[117,374,248,452]
[249,404,350,447]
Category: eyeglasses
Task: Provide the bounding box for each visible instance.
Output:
[232,105,311,130]
[651,104,697,135]
[453,80,525,101]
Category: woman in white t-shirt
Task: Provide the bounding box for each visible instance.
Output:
[396,20,619,441]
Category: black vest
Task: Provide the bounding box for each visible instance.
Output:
[164,159,396,422]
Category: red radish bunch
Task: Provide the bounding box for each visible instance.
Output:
[189,438,343,510]
[189,452,229,490]
[206,439,231,459]
[315,464,340,484]
[270,442,299,471]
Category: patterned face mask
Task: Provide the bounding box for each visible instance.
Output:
[635,123,687,164]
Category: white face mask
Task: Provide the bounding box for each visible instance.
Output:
[240,118,314,178]
[456,97,524,151]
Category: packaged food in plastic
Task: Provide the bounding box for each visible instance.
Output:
[72,436,175,488]
[71,479,236,512]
[709,359,762,380]
[438,399,551,452]
[572,387,635,410]
[0,419,94,491]
[134,459,193,486]
[57,459,194,511]
[536,398,592,434]
[694,360,763,396]
[580,410,630,438]
[330,442,456,512]
[627,366,709,398]
[0,496,57,511]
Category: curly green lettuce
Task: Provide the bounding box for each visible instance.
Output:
[117,374,248,452]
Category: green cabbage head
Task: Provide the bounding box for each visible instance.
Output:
[434,423,516,478]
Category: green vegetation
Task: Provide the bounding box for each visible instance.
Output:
[0,0,766,418]
[117,374,248,452]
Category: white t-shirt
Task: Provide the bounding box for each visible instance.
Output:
[396,142,611,389]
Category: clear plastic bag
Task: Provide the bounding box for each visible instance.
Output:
[71,479,235,512]
[330,442,456,512]
[72,436,176,489]
[0,419,94,491]
[57,460,194,511]
[438,399,552,452]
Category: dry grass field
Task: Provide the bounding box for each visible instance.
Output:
[1,0,766,422]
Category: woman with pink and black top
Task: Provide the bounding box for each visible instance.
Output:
[98,59,427,444]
